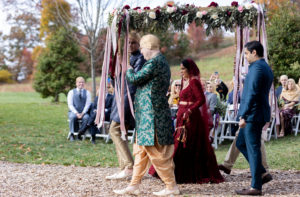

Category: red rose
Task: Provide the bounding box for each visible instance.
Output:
[186,4,190,7]
[155,9,160,15]
[227,11,232,16]
[181,9,188,15]
[143,6,150,10]
[123,5,130,10]
[231,1,238,7]
[133,7,141,10]
[208,2,218,7]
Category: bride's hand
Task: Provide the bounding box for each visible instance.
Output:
[183,109,192,122]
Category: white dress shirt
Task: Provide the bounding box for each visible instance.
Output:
[67,88,91,114]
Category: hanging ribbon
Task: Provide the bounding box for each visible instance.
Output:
[95,27,112,127]
[112,11,131,140]
[233,26,242,115]
[111,15,118,55]
[243,26,250,74]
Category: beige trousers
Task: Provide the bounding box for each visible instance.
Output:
[109,121,134,170]
[130,142,176,189]
[223,129,269,171]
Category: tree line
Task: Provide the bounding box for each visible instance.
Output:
[0,0,299,102]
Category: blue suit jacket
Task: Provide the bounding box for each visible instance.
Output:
[238,59,273,123]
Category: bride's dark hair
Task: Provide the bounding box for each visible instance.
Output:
[181,58,200,77]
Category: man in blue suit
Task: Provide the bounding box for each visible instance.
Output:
[236,41,274,195]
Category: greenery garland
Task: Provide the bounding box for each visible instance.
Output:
[108,2,260,35]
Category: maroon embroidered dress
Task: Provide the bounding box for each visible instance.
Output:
[172,78,224,184]
[149,78,224,184]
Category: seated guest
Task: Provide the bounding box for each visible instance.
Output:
[77,89,113,144]
[278,78,300,137]
[210,72,228,101]
[275,75,288,99]
[227,79,241,105]
[205,81,218,115]
[168,79,181,107]
[227,90,241,105]
[67,77,91,141]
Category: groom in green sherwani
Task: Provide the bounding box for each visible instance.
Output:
[113,34,179,196]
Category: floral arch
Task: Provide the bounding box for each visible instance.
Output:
[95,2,278,138]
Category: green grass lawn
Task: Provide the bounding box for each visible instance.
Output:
[0,92,300,170]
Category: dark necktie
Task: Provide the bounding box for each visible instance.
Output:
[79,89,82,100]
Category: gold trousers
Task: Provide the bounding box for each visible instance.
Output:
[109,121,134,170]
[130,142,176,189]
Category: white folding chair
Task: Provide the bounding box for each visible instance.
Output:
[127,129,136,144]
[67,119,83,139]
[219,104,239,145]
[210,114,222,149]
[94,121,111,142]
[292,112,300,136]
[265,115,277,141]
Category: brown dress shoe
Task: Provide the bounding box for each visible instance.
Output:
[262,173,273,185]
[235,188,262,196]
[218,164,231,174]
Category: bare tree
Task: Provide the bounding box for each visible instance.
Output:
[53,0,125,99]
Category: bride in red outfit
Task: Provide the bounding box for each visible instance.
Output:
[149,58,224,184]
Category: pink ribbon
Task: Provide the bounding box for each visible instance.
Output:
[95,28,112,126]
[243,27,250,74]
[233,26,242,115]
[112,11,132,140]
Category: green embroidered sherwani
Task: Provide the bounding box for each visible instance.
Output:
[126,53,173,146]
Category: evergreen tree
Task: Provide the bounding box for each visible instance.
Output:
[267,3,300,83]
[34,28,85,102]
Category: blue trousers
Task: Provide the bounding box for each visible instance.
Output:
[68,112,89,134]
[236,122,266,190]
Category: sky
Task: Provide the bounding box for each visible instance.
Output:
[0,0,248,35]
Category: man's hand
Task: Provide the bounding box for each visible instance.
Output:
[76,113,83,119]
[239,118,246,128]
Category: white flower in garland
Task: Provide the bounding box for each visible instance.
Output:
[167,6,176,13]
[149,11,156,19]
[211,14,218,20]
[245,3,253,9]
[196,11,203,18]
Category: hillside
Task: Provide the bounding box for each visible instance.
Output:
[0,45,236,93]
